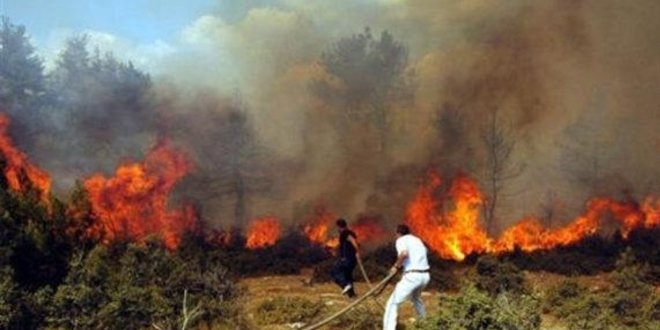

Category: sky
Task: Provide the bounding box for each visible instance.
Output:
[3,0,219,71]
[3,0,402,82]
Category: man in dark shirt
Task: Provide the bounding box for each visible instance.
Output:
[331,218,359,298]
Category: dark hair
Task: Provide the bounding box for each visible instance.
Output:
[336,218,347,228]
[396,224,410,235]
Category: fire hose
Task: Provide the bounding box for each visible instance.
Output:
[300,270,396,330]
[356,256,384,309]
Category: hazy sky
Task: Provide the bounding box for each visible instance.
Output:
[3,1,309,73]
[3,0,396,74]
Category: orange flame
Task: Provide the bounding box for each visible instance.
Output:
[301,205,387,249]
[405,171,660,261]
[405,171,489,261]
[302,205,336,246]
[83,139,196,249]
[352,215,387,247]
[246,216,281,249]
[0,114,51,202]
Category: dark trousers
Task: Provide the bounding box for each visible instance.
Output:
[331,257,356,288]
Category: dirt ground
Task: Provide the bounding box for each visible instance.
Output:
[239,269,439,330]
[237,269,621,330]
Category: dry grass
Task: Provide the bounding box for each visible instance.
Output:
[233,269,641,330]
[239,268,441,329]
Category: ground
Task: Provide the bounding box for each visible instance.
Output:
[239,269,436,329]
[236,269,628,330]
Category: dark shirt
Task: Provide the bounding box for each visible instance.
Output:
[338,229,357,260]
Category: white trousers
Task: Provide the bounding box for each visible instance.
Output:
[383,272,430,330]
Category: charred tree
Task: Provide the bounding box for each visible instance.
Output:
[479,109,524,234]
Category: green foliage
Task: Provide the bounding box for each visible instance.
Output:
[330,305,381,330]
[41,33,154,174]
[473,255,527,296]
[255,295,325,325]
[542,278,589,317]
[0,16,45,109]
[0,266,16,328]
[543,248,660,330]
[411,282,541,330]
[44,240,244,330]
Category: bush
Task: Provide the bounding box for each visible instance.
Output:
[473,255,527,296]
[542,279,589,317]
[544,248,660,330]
[0,267,15,328]
[329,305,381,330]
[255,295,325,325]
[411,282,541,330]
[45,240,245,330]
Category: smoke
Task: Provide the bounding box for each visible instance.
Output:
[11,0,660,231]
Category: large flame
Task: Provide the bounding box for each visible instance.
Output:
[406,171,660,261]
[302,205,336,246]
[245,216,281,249]
[83,139,196,249]
[0,114,51,202]
[405,171,489,261]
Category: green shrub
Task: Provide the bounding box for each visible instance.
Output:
[542,279,588,317]
[255,295,325,325]
[545,248,660,330]
[0,267,15,329]
[473,255,527,296]
[330,305,381,330]
[411,282,541,330]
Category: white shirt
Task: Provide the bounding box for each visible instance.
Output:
[395,234,429,272]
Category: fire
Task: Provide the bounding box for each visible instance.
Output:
[642,197,660,228]
[302,205,336,246]
[406,171,660,261]
[405,171,489,261]
[0,114,51,202]
[83,139,196,249]
[301,206,387,249]
[351,215,387,247]
[245,216,281,249]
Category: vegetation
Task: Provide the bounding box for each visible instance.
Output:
[255,295,325,325]
[411,283,541,330]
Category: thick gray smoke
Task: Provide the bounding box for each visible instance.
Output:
[13,0,660,232]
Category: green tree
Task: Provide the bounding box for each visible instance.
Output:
[313,27,411,153]
[0,16,45,111]
[43,35,154,176]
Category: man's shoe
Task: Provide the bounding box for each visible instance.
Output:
[347,288,357,298]
[341,284,352,295]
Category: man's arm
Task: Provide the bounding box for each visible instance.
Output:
[347,235,360,258]
[390,250,408,274]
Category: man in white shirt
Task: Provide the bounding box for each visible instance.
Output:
[383,224,431,330]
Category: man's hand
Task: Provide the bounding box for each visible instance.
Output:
[389,266,398,275]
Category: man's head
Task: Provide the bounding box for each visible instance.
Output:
[336,218,348,229]
[396,224,410,236]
